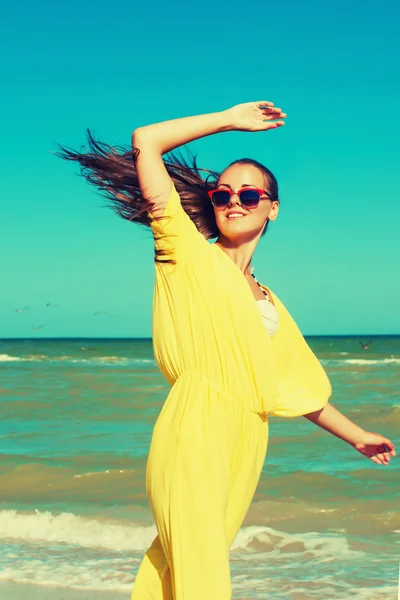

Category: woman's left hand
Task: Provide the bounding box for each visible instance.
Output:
[353,432,396,465]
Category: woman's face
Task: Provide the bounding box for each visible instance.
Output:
[212,164,279,242]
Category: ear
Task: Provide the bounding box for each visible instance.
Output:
[268,201,280,222]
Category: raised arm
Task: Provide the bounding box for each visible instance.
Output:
[132,112,231,217]
[131,101,286,217]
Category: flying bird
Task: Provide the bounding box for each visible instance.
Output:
[359,340,373,350]
[94,311,109,316]
[32,325,45,332]
[15,307,31,313]
[46,303,61,308]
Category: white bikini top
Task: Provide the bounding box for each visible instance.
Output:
[250,267,279,339]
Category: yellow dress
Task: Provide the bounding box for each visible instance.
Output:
[131,182,332,600]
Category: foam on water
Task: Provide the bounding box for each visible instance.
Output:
[0,354,22,361]
[2,352,399,367]
[0,509,360,557]
[321,357,400,366]
[0,353,155,365]
[0,510,397,598]
[0,509,154,552]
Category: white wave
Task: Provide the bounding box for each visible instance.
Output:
[0,354,156,365]
[0,568,396,600]
[73,469,135,479]
[0,509,365,561]
[231,524,363,558]
[0,509,155,552]
[0,552,134,592]
[321,357,400,366]
[0,511,395,597]
[345,358,400,365]
[0,354,22,362]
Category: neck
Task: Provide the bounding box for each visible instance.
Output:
[214,240,254,276]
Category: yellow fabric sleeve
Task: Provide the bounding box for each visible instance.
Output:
[147,182,208,262]
[269,292,332,418]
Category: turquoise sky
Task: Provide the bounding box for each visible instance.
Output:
[2,0,399,337]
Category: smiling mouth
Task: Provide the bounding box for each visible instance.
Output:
[226,214,247,219]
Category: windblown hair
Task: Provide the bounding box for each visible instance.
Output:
[54,130,279,262]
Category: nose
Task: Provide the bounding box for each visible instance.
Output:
[228,192,243,207]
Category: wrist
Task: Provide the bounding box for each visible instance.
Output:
[349,429,367,448]
[219,109,236,132]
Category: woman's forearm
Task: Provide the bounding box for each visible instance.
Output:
[132,110,233,156]
[303,402,365,447]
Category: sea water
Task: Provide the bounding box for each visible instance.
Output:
[0,337,399,599]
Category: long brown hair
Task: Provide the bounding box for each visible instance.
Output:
[54,129,219,234]
[54,130,279,262]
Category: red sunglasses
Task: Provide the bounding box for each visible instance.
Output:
[207,186,274,209]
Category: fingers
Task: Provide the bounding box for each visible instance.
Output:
[374,441,396,464]
[252,119,285,132]
[262,106,284,114]
[265,121,285,130]
[379,445,393,464]
[377,453,389,465]
[256,103,287,131]
[263,114,287,120]
[257,100,275,107]
[382,441,396,457]
[262,107,286,119]
[371,453,388,465]
[370,448,391,465]
[262,107,287,129]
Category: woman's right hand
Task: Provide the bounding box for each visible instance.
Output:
[225,101,286,132]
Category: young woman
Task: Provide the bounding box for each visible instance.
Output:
[58,100,396,600]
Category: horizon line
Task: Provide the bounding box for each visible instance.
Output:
[1,334,399,340]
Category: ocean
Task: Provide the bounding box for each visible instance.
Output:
[0,337,399,599]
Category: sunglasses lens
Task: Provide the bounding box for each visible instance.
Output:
[211,190,231,207]
[239,189,260,208]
